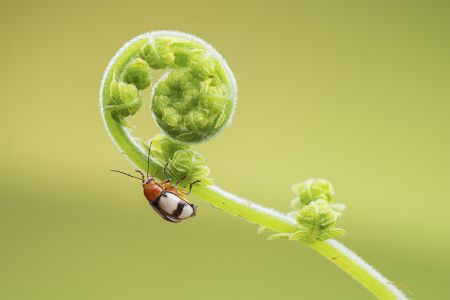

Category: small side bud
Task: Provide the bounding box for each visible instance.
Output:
[189,53,216,80]
[122,58,151,90]
[292,178,334,208]
[282,178,346,243]
[148,134,212,188]
[291,199,345,243]
[140,37,177,69]
[162,107,182,129]
[105,75,142,117]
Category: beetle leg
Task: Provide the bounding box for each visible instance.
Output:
[188,180,202,194]
[176,175,187,186]
[163,162,169,177]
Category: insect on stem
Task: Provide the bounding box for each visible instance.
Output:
[147,141,152,179]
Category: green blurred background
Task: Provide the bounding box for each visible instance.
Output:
[1,0,449,299]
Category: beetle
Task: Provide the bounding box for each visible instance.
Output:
[110,143,200,223]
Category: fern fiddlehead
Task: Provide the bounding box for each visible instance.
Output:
[100,31,408,300]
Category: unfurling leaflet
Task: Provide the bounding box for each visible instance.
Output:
[146,134,212,188]
[102,31,237,144]
[269,179,345,243]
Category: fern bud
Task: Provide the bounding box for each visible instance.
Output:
[148,134,212,187]
[122,58,151,90]
[145,32,237,144]
[291,178,335,208]
[105,75,142,117]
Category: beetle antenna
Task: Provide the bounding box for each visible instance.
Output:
[110,169,143,181]
[147,141,152,179]
[135,169,145,182]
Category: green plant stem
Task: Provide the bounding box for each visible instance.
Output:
[194,186,406,300]
[101,112,407,300]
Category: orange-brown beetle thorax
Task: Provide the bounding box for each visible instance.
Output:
[143,182,163,202]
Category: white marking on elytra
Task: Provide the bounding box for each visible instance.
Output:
[178,204,194,219]
[158,192,181,214]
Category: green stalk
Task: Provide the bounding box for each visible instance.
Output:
[101,111,407,300]
[100,32,407,299]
